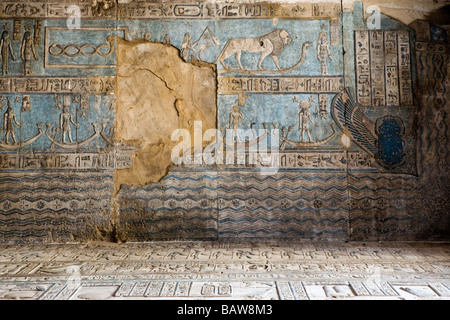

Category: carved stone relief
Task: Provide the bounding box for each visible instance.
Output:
[0,0,448,243]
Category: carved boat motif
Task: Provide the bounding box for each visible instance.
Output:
[218,123,269,148]
[45,123,101,149]
[0,124,43,150]
[100,123,115,146]
[272,123,336,148]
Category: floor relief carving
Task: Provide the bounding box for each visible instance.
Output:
[0,1,448,243]
[0,242,448,300]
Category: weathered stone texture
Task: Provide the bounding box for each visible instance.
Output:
[0,0,448,243]
[115,39,217,190]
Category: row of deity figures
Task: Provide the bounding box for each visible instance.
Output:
[0,29,38,76]
[1,96,77,145]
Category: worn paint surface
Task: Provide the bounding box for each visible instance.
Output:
[0,241,449,300]
[0,1,448,243]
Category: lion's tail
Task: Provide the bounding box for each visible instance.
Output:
[214,39,230,63]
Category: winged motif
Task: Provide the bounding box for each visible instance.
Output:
[331,89,406,168]
[331,88,378,157]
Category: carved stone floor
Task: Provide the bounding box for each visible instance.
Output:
[0,241,449,300]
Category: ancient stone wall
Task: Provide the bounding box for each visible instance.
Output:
[0,0,448,243]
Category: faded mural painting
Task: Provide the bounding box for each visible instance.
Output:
[0,1,448,243]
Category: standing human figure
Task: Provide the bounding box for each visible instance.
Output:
[181,33,194,62]
[229,105,244,142]
[3,99,20,144]
[298,100,318,142]
[60,99,79,144]
[0,31,16,75]
[317,31,333,75]
[21,31,38,76]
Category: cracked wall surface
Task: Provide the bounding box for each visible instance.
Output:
[0,0,448,243]
[114,39,217,190]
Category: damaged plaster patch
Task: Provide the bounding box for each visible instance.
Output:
[114,39,217,192]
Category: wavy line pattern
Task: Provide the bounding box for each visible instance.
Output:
[0,172,114,243]
[117,171,350,241]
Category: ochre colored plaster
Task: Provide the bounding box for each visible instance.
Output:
[114,39,217,193]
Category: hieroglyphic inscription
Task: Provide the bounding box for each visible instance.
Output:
[0,2,339,20]
[330,19,340,46]
[277,152,348,170]
[384,31,399,106]
[355,31,371,105]
[0,3,106,19]
[318,94,329,119]
[118,3,340,20]
[370,30,386,107]
[397,30,413,105]
[0,77,115,94]
[13,20,21,40]
[0,152,132,171]
[355,30,413,106]
[34,21,42,45]
[218,76,344,94]
[181,152,376,170]
[0,3,47,19]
